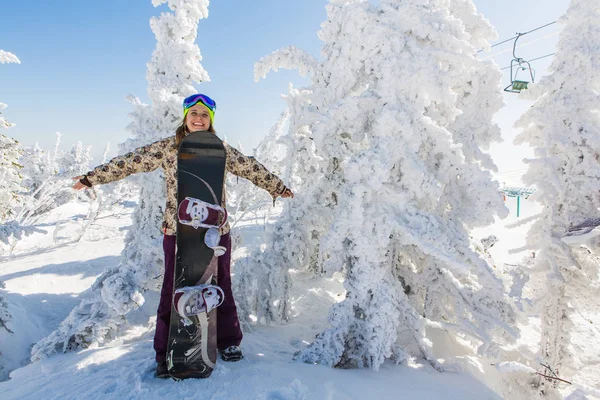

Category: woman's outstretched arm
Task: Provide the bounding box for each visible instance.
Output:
[224,143,293,200]
[72,137,174,190]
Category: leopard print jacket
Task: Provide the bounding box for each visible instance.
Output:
[84,135,286,235]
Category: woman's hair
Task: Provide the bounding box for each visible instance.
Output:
[175,116,216,147]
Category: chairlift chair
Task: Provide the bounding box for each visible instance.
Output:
[504,33,536,93]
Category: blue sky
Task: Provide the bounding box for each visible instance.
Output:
[1,0,569,178]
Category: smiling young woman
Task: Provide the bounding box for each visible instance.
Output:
[72,93,294,377]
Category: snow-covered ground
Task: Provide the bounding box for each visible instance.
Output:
[0,195,596,399]
[0,201,135,381]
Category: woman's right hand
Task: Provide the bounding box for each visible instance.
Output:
[72,176,87,190]
[280,188,294,199]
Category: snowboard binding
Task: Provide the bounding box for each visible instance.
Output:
[174,284,225,324]
[178,197,227,230]
[204,227,227,257]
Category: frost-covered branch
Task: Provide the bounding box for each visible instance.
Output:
[254,46,318,82]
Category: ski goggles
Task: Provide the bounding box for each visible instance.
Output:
[183,94,216,122]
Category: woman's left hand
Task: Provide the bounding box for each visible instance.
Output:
[72,176,87,190]
[280,188,294,198]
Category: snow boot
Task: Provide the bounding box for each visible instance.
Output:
[221,345,243,362]
[155,361,170,378]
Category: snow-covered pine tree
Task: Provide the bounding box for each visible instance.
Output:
[227,111,291,324]
[0,135,23,222]
[20,143,56,195]
[234,79,338,323]
[418,0,508,232]
[249,38,367,324]
[58,141,93,178]
[226,109,290,235]
[31,0,211,361]
[258,0,515,369]
[0,136,21,364]
[0,50,23,221]
[229,107,294,324]
[254,51,334,281]
[505,0,600,396]
[13,133,75,226]
[1,135,63,255]
[253,109,291,182]
[52,141,95,206]
[86,142,138,232]
[0,49,20,378]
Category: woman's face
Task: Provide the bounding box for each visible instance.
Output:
[185,104,211,133]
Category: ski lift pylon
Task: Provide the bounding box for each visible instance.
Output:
[504,33,535,93]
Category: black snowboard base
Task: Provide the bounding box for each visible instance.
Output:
[166,131,227,379]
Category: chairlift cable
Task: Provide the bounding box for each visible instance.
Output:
[527,53,557,63]
[477,21,557,53]
[482,36,518,52]
[481,31,560,60]
[521,21,557,36]
[500,53,556,70]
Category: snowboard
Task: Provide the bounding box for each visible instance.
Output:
[166,130,227,379]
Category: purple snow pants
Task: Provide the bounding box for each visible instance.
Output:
[153,233,243,363]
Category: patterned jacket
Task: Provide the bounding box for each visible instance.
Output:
[84,135,286,235]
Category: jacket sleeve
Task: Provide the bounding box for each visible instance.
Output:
[224,142,287,199]
[85,137,173,186]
